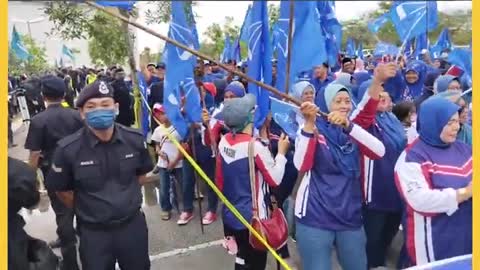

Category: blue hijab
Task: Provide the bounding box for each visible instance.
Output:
[315,83,360,179]
[418,97,460,147]
[358,80,407,152]
[383,70,407,104]
[404,60,428,99]
[434,75,459,93]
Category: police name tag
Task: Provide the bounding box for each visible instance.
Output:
[125,153,134,159]
[80,160,95,166]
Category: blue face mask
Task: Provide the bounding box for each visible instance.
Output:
[85,109,116,130]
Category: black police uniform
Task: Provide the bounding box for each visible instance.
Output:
[111,78,135,127]
[8,157,59,270]
[24,75,83,270]
[47,80,154,270]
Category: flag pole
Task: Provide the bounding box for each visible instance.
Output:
[284,0,294,95]
[85,1,328,118]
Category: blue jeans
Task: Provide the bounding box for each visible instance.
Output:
[296,222,367,270]
[182,157,218,213]
[159,168,182,212]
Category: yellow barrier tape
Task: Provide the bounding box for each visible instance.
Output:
[138,91,291,270]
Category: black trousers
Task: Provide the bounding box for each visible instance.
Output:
[78,211,150,270]
[363,207,402,268]
[43,163,79,270]
[224,224,267,270]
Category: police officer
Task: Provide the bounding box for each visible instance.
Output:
[8,157,59,270]
[24,75,83,270]
[47,80,154,270]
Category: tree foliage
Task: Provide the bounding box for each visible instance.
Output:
[87,11,130,66]
[268,3,280,28]
[201,16,243,59]
[8,34,50,75]
[144,1,197,25]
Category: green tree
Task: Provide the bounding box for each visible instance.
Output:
[201,16,242,59]
[8,34,50,75]
[268,3,280,28]
[87,10,130,66]
[144,1,197,25]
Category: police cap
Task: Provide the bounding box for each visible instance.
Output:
[40,75,66,98]
[76,80,114,108]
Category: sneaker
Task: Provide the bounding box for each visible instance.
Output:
[177,212,193,225]
[161,211,171,221]
[202,211,217,225]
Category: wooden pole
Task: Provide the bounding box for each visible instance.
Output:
[85,1,328,117]
[284,0,295,95]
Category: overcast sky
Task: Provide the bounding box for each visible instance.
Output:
[135,1,472,53]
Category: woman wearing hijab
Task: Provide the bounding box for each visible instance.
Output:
[395,97,472,267]
[356,79,407,269]
[403,60,428,100]
[435,91,472,146]
[293,64,394,270]
[434,75,462,93]
[217,94,290,270]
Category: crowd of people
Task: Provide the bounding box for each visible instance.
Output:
[8,47,472,270]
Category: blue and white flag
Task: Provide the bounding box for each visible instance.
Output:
[247,0,272,128]
[430,28,452,58]
[270,97,300,139]
[62,45,75,61]
[389,1,438,43]
[10,26,30,61]
[163,1,202,139]
[221,35,232,63]
[346,37,356,56]
[317,1,342,67]
[374,42,399,57]
[239,5,252,43]
[413,33,428,59]
[368,13,389,34]
[356,42,364,60]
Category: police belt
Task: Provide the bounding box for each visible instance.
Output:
[78,208,142,230]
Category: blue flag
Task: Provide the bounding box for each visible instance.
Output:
[389,1,438,43]
[346,38,356,56]
[368,14,389,34]
[247,1,272,128]
[270,97,300,139]
[374,42,399,57]
[62,45,75,61]
[317,1,342,67]
[356,42,364,60]
[96,1,136,11]
[430,28,452,58]
[10,26,30,61]
[221,35,232,63]
[163,1,202,139]
[239,5,252,43]
[404,38,414,58]
[276,1,327,93]
[233,37,241,63]
[137,72,150,138]
[448,48,472,79]
[414,33,428,59]
[273,0,290,91]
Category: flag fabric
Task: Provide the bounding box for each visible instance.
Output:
[233,37,241,62]
[269,97,300,139]
[247,0,272,128]
[413,33,428,59]
[430,28,452,58]
[317,1,343,67]
[239,5,252,43]
[163,1,202,139]
[10,26,30,61]
[373,42,399,57]
[389,1,438,43]
[273,0,290,91]
[221,35,232,63]
[137,71,150,138]
[62,45,75,61]
[96,1,136,11]
[346,38,356,56]
[275,1,327,93]
[356,42,364,59]
[404,38,414,58]
[368,13,389,33]
[447,48,472,79]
